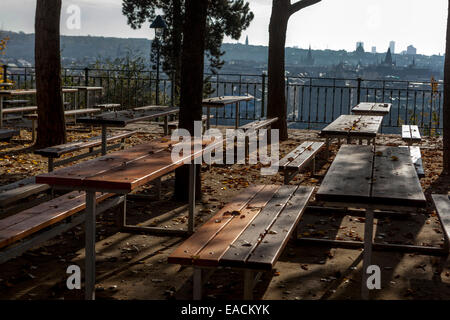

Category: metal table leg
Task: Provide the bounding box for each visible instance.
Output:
[85,191,96,300]
[188,162,196,233]
[101,125,107,155]
[164,115,169,136]
[235,102,240,129]
[361,206,374,300]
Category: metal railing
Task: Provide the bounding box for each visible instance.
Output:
[3,65,444,135]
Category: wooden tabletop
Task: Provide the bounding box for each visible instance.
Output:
[63,86,103,91]
[76,107,179,127]
[36,137,221,193]
[202,95,254,107]
[352,102,392,116]
[320,115,383,138]
[0,88,78,96]
[316,145,426,207]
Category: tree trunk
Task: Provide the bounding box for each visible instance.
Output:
[267,0,290,141]
[174,0,208,201]
[34,0,66,148]
[444,0,450,174]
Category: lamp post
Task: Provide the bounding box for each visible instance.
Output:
[150,15,168,105]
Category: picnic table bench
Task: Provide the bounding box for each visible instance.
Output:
[94,103,121,111]
[432,195,450,251]
[36,136,221,299]
[26,108,101,141]
[35,130,137,172]
[3,99,30,105]
[0,128,20,141]
[279,141,325,184]
[0,190,122,264]
[312,144,427,299]
[168,184,314,300]
[351,102,392,116]
[402,125,421,145]
[202,95,254,129]
[0,176,50,213]
[157,114,213,134]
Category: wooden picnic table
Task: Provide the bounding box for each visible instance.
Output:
[314,144,427,299]
[63,86,103,108]
[202,95,254,129]
[320,115,383,152]
[77,107,180,155]
[351,102,392,116]
[36,136,222,300]
[0,88,79,127]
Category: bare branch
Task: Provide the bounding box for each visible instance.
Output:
[289,0,321,16]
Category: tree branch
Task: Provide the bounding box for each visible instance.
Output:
[289,0,321,16]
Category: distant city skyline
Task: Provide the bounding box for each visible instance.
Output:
[0,0,447,56]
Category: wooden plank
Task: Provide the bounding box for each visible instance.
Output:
[432,194,450,240]
[220,185,297,268]
[316,145,373,203]
[402,125,412,140]
[246,186,314,269]
[410,125,421,141]
[2,106,37,114]
[4,100,31,105]
[400,146,424,178]
[350,116,382,137]
[0,183,50,207]
[0,192,113,249]
[25,108,101,120]
[371,146,426,206]
[279,141,313,168]
[0,177,36,193]
[167,185,265,265]
[83,139,222,193]
[286,141,324,170]
[202,95,254,107]
[194,185,280,266]
[35,138,173,187]
[0,129,19,140]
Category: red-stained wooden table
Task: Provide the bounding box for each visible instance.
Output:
[36,136,221,300]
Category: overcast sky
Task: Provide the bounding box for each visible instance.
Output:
[0,0,447,56]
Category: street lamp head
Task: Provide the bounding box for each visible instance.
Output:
[150,15,168,38]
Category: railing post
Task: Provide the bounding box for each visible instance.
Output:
[261,72,266,118]
[84,67,89,87]
[171,71,175,106]
[2,65,7,83]
[357,77,362,104]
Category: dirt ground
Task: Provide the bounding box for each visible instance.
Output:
[0,121,449,300]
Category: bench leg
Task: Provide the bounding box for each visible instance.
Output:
[193,267,202,300]
[325,138,330,159]
[361,207,374,300]
[155,177,162,200]
[48,158,55,172]
[206,106,211,130]
[101,125,107,155]
[164,115,169,136]
[188,163,196,233]
[244,270,255,300]
[117,195,127,228]
[312,157,316,174]
[85,191,97,300]
[32,119,36,142]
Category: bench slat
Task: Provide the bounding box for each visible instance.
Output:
[0,129,20,140]
[246,186,314,269]
[2,106,37,114]
[167,185,265,265]
[400,146,424,178]
[239,118,277,131]
[0,191,112,249]
[0,183,50,208]
[194,185,280,266]
[220,185,297,267]
[278,141,313,168]
[35,130,137,158]
[285,141,324,170]
[432,194,450,241]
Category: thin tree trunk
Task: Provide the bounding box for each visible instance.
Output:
[174,0,208,201]
[34,0,66,148]
[444,0,450,174]
[267,0,289,141]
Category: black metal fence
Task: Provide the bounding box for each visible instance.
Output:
[4,65,444,135]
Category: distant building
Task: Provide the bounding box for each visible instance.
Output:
[356,41,364,52]
[302,45,315,66]
[245,35,249,46]
[371,46,376,54]
[389,41,396,54]
[383,47,394,66]
[407,45,417,55]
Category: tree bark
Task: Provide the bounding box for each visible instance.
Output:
[174,0,208,201]
[444,0,450,174]
[267,0,321,142]
[34,0,66,148]
[267,0,289,141]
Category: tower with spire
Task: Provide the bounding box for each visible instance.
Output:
[302,45,315,66]
[245,35,249,46]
